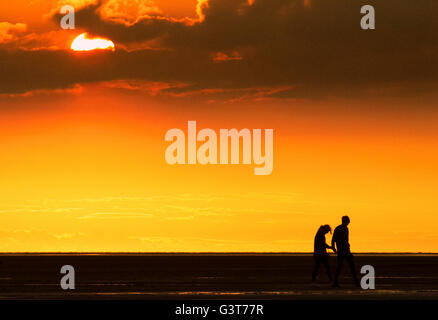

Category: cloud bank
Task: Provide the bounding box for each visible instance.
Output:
[1,0,437,98]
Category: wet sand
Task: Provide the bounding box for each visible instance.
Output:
[0,253,436,300]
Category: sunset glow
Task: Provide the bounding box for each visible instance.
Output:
[71,33,115,51]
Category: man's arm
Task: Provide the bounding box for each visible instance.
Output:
[331,231,337,252]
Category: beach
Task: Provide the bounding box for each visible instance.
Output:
[0,253,436,300]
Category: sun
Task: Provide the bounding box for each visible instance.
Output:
[71,33,115,51]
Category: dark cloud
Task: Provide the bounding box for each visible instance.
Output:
[1,0,438,98]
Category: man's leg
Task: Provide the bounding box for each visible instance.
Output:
[333,254,345,287]
[346,253,360,286]
[312,257,321,282]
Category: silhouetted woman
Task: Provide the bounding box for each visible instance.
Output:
[311,224,335,284]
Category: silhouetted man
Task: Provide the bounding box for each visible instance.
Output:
[332,216,360,287]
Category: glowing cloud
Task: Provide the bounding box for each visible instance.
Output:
[71,33,115,51]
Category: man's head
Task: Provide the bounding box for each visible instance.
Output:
[342,215,350,226]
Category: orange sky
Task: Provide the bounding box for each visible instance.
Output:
[0,0,437,252]
[0,85,437,252]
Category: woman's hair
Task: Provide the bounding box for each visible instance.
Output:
[318,224,332,234]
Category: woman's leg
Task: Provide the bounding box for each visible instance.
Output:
[312,256,321,282]
[322,256,332,281]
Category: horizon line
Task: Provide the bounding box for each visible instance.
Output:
[0,252,436,255]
